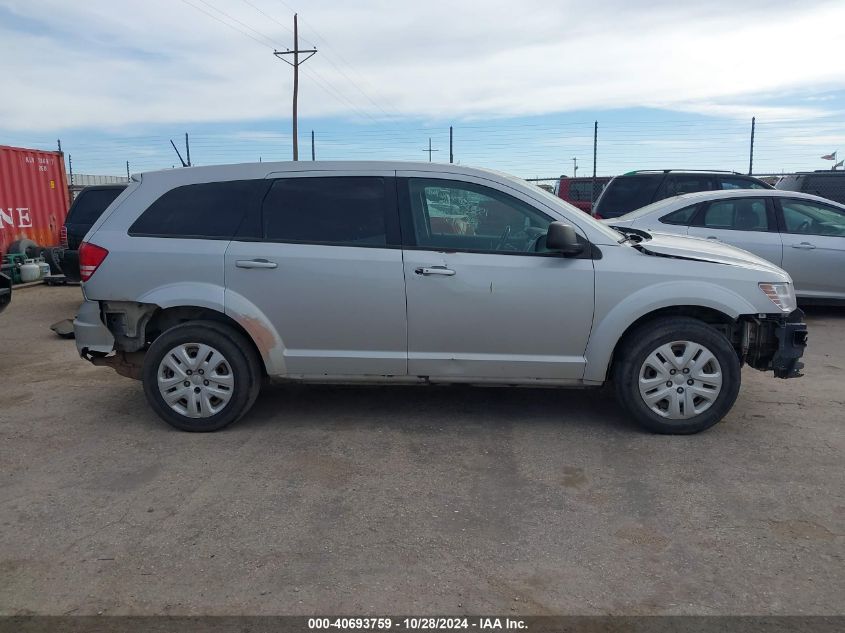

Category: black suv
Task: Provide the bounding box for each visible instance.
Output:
[0,272,10,314]
[593,170,773,219]
[775,170,845,205]
[60,185,126,281]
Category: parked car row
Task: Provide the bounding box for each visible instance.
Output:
[592,170,773,219]
[72,161,807,435]
[608,189,845,302]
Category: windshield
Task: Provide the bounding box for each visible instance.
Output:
[522,177,625,242]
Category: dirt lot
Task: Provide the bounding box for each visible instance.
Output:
[0,284,843,615]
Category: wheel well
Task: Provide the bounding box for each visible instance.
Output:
[607,305,738,380]
[146,306,267,375]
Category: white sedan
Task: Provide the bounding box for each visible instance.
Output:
[607,189,845,302]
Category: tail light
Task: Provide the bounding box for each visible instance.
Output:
[78,242,109,282]
[60,226,68,248]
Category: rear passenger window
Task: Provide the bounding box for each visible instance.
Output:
[263,177,389,246]
[700,198,769,231]
[129,180,263,238]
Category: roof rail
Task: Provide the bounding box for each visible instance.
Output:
[623,169,744,176]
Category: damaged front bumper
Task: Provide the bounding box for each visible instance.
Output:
[744,309,808,379]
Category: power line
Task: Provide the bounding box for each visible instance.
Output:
[193,0,279,47]
[178,0,274,49]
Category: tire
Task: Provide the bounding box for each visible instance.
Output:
[39,247,64,275]
[613,317,741,434]
[142,321,262,432]
[8,238,39,258]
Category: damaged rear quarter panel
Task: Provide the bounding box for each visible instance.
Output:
[224,288,287,375]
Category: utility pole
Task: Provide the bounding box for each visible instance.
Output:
[68,154,73,186]
[274,14,317,161]
[57,139,62,153]
[591,121,598,214]
[126,161,130,181]
[748,116,756,176]
[449,126,454,163]
[572,157,578,177]
[423,138,439,162]
[185,132,192,167]
[311,130,315,161]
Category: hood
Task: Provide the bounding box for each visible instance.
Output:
[632,231,790,277]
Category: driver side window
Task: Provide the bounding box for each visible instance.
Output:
[407,178,553,254]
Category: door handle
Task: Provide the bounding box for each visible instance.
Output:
[706,236,720,240]
[415,266,456,276]
[236,259,278,269]
[791,242,816,250]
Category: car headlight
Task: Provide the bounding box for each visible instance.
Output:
[759,282,797,313]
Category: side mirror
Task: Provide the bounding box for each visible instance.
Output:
[545,221,584,256]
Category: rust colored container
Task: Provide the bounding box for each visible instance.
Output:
[0,145,70,256]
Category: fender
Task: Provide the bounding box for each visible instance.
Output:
[135,283,287,375]
[223,288,287,376]
[137,281,225,313]
[582,281,758,383]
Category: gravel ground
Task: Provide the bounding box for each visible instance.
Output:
[0,284,843,615]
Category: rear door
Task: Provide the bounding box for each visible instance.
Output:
[224,171,408,377]
[397,171,595,381]
[686,197,783,265]
[777,197,845,299]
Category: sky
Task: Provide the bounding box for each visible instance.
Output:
[1,0,844,178]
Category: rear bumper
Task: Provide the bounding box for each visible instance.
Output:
[74,299,115,357]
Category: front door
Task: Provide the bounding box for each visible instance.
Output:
[777,197,845,300]
[225,173,408,376]
[398,173,595,381]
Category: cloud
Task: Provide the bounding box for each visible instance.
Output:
[0,0,843,131]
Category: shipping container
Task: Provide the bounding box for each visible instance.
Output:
[0,145,70,257]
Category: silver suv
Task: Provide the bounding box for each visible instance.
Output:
[73,162,808,434]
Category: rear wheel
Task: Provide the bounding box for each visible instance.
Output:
[142,321,262,432]
[613,317,741,434]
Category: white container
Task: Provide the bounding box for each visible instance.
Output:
[37,259,51,279]
[20,259,41,283]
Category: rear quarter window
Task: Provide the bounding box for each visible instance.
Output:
[660,203,700,225]
[129,180,265,238]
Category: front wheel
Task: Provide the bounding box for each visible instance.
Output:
[613,317,741,434]
[142,321,262,432]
